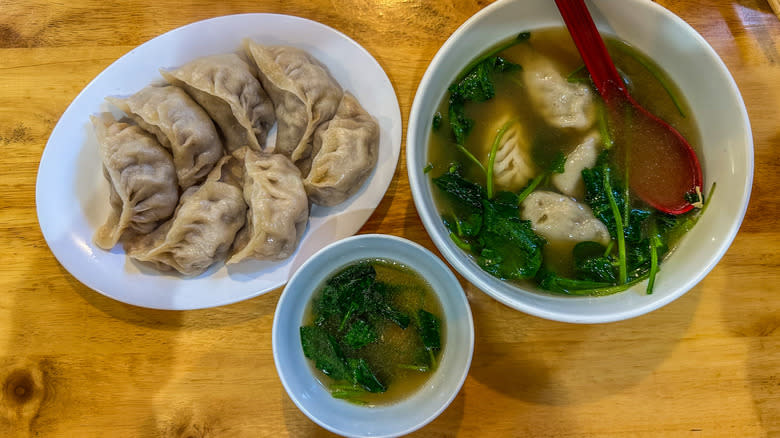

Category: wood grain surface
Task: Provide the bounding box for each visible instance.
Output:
[1,0,778,436]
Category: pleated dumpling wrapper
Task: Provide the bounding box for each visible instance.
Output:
[303,92,379,206]
[228,148,309,264]
[125,155,248,276]
[106,84,223,189]
[243,40,343,163]
[91,113,179,250]
[160,53,275,153]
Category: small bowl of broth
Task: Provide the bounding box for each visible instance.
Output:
[273,234,474,437]
[407,0,752,323]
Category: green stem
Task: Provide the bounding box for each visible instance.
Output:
[428,350,438,371]
[516,174,545,205]
[604,167,627,284]
[553,275,648,297]
[567,64,589,83]
[603,241,615,257]
[647,218,660,295]
[449,232,473,251]
[397,364,430,372]
[598,102,614,149]
[486,120,514,198]
[450,142,486,175]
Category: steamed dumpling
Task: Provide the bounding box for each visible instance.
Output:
[106,84,223,189]
[520,191,610,246]
[228,148,309,264]
[125,155,247,276]
[160,53,275,152]
[303,92,379,206]
[552,131,602,200]
[491,119,536,192]
[243,41,343,163]
[523,55,595,130]
[91,113,178,250]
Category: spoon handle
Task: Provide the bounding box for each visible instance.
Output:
[554,0,626,101]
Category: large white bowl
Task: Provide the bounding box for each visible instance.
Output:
[272,234,474,437]
[407,0,753,323]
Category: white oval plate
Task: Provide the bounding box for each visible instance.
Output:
[35,14,402,310]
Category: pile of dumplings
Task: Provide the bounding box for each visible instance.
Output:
[91,39,380,276]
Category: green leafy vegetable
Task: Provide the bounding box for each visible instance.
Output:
[572,241,616,283]
[301,260,444,401]
[433,165,485,237]
[433,167,545,280]
[477,192,546,280]
[447,56,521,147]
[432,112,442,130]
[348,358,386,393]
[448,97,474,146]
[537,269,648,296]
[343,319,378,350]
[418,310,441,353]
[300,326,350,381]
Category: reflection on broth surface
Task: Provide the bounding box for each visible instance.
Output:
[427,28,707,296]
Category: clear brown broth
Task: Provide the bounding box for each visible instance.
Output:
[304,258,445,406]
[427,28,701,278]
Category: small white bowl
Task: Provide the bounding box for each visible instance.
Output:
[407,0,753,323]
[272,234,474,437]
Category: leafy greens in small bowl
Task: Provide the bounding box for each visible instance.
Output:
[273,234,474,437]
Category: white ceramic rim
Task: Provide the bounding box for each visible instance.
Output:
[272,234,475,437]
[407,0,753,323]
[34,13,402,310]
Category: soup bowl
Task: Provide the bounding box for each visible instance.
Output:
[272,234,474,437]
[407,0,752,323]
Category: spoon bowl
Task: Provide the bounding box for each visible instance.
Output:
[555,0,703,214]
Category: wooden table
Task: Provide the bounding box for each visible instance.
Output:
[1,0,778,436]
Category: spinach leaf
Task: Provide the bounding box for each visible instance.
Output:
[300,326,350,381]
[343,319,378,350]
[449,56,521,103]
[624,208,652,243]
[478,192,545,280]
[447,97,474,145]
[447,56,521,146]
[418,309,441,352]
[582,164,623,239]
[348,358,386,393]
[572,241,616,283]
[432,112,442,130]
[581,157,651,242]
[432,165,485,237]
[314,262,377,324]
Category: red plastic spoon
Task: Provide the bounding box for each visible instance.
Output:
[554,0,702,215]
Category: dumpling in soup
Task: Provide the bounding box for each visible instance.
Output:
[228,148,309,264]
[520,191,610,246]
[552,131,602,200]
[523,55,595,131]
[106,84,223,189]
[303,92,379,206]
[489,118,536,192]
[243,40,343,163]
[90,113,178,250]
[160,53,275,153]
[125,155,247,276]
